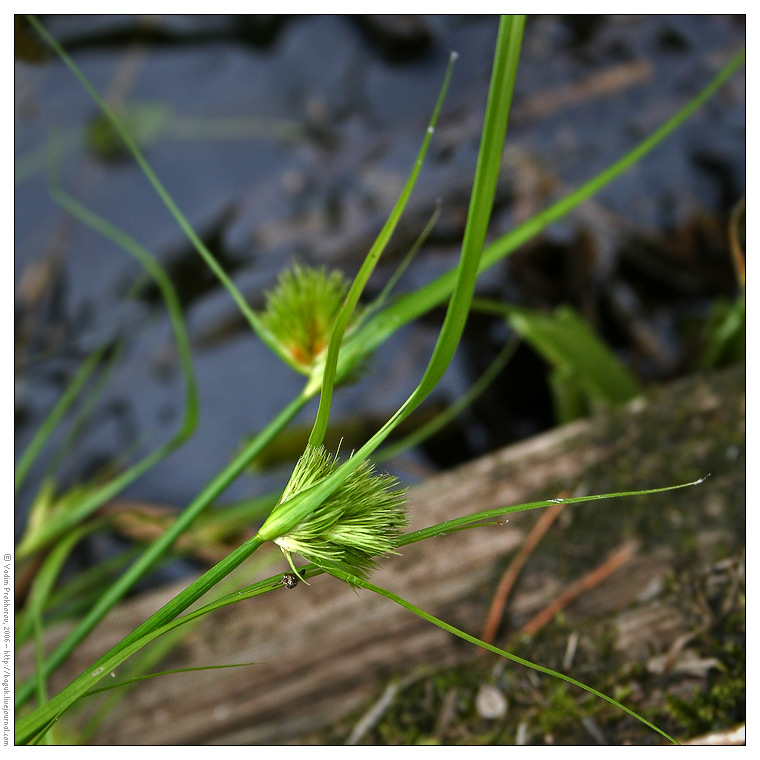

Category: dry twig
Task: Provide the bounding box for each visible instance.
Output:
[481,500,566,644]
[519,540,639,637]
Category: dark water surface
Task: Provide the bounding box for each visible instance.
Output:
[15,15,745,568]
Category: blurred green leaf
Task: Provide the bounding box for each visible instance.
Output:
[475,300,641,421]
[699,295,745,369]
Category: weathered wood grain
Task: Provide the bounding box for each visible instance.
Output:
[21,365,744,744]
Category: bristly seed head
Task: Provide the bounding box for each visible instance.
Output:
[272,445,408,582]
[259,264,350,373]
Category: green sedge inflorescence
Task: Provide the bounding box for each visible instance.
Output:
[260,264,351,373]
[268,444,408,582]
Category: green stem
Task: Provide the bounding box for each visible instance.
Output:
[16,540,140,647]
[16,535,266,744]
[15,347,105,496]
[16,476,701,742]
[375,335,518,463]
[83,661,259,698]
[398,477,705,546]
[259,15,526,544]
[15,126,80,185]
[308,50,458,448]
[332,568,678,746]
[347,48,746,364]
[44,341,125,481]
[17,190,200,557]
[356,200,443,330]
[25,14,298,373]
[14,393,307,710]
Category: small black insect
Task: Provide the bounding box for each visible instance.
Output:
[281,573,300,589]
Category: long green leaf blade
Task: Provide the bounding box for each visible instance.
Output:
[473,299,641,403]
[16,475,702,742]
[24,14,296,371]
[259,15,526,543]
[16,190,199,557]
[331,569,679,745]
[375,335,519,463]
[14,394,305,709]
[308,51,458,447]
[15,348,104,496]
[345,49,746,366]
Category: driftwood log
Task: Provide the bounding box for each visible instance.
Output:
[22,364,745,744]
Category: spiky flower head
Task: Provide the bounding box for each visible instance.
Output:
[260,264,350,373]
[269,445,408,581]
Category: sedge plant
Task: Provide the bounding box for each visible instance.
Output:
[15,14,744,745]
[14,13,460,711]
